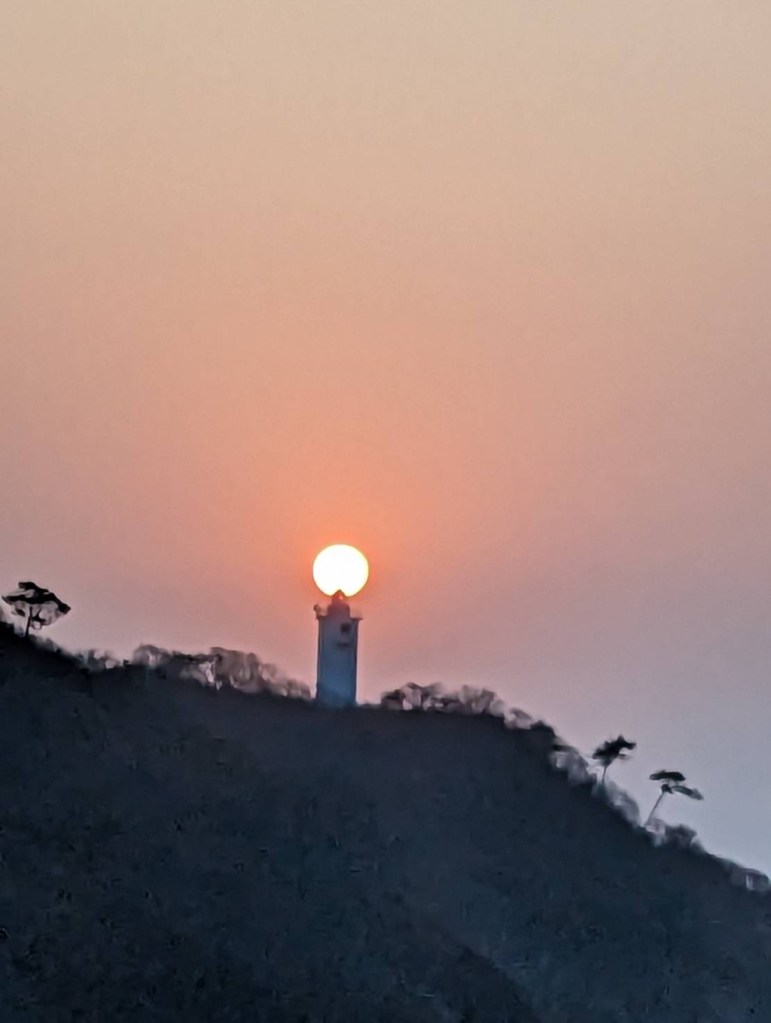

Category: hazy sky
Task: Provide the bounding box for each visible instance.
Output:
[3,2,770,872]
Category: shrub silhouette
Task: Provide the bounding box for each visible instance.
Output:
[131,643,310,699]
[592,735,636,785]
[646,769,704,827]
[2,581,70,638]
[380,682,505,717]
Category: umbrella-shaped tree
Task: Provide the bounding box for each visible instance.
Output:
[592,735,636,786]
[645,769,703,826]
[2,581,71,638]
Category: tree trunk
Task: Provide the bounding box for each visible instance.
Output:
[645,791,666,827]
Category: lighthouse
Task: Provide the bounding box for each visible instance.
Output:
[314,591,361,706]
[311,544,369,707]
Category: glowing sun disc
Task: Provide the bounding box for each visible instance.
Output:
[313,544,369,597]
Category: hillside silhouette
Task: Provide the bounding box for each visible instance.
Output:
[1,623,770,1022]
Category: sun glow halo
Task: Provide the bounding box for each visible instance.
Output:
[313,544,369,598]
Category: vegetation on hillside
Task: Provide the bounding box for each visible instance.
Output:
[1,595,769,1022]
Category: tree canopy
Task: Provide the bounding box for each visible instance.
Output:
[2,581,70,637]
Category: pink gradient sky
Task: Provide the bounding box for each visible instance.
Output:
[3,2,770,870]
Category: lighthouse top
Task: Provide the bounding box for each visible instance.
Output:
[314,590,362,620]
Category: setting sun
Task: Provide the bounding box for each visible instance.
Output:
[312,545,369,598]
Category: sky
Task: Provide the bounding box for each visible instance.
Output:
[2,2,770,872]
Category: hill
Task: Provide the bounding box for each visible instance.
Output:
[1,624,770,1021]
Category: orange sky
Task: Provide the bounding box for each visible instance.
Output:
[2,2,770,871]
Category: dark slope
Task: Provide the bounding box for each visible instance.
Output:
[1,627,769,1022]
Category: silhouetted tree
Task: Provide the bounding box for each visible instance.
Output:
[380,683,443,712]
[130,643,310,699]
[77,649,121,673]
[2,581,70,638]
[379,683,505,717]
[592,735,636,785]
[645,769,703,826]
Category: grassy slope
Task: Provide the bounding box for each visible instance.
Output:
[1,625,769,1022]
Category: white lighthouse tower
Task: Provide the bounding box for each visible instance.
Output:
[314,591,361,706]
[311,544,368,707]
